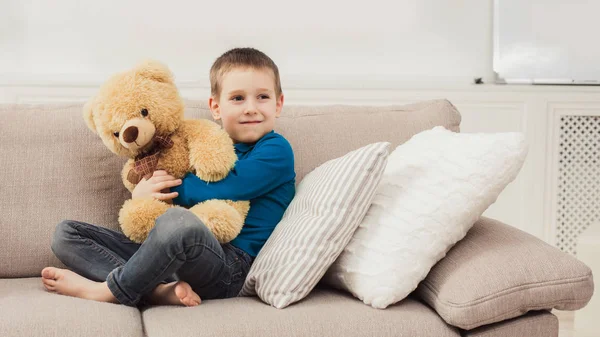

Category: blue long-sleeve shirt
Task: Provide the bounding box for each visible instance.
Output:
[172,130,296,257]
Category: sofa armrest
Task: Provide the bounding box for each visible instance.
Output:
[414,216,594,330]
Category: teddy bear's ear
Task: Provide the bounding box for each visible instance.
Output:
[83,98,97,134]
[134,59,174,84]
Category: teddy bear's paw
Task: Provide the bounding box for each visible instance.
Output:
[121,159,137,193]
[194,168,230,183]
[188,200,244,243]
[119,198,172,243]
[224,200,251,220]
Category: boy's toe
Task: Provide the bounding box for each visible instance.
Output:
[183,297,200,307]
[42,277,56,286]
[42,279,56,291]
[41,267,57,280]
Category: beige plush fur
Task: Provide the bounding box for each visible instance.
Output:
[83,60,249,244]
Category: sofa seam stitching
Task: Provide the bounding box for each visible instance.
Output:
[421,272,592,307]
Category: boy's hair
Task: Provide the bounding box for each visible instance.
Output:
[210,47,282,99]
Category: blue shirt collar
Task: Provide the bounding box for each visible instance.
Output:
[234,130,275,154]
[234,142,254,154]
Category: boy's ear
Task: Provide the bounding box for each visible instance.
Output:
[275,93,284,118]
[208,96,221,120]
[83,98,97,134]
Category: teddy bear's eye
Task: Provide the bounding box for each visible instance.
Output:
[141,109,149,117]
[113,131,119,137]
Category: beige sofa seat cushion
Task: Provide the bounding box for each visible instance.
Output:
[0,278,143,337]
[415,216,594,330]
[461,310,558,337]
[141,287,460,337]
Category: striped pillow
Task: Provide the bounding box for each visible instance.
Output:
[240,142,391,308]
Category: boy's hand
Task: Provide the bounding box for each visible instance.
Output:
[132,170,182,201]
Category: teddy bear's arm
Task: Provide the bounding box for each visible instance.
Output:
[182,119,237,182]
[121,159,137,193]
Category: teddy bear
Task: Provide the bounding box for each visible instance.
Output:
[82,59,250,244]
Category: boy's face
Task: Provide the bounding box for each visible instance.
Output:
[209,67,284,144]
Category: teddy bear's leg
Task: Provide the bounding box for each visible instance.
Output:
[118,197,172,243]
[188,200,245,243]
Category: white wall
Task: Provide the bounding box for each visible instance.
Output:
[1,0,494,86]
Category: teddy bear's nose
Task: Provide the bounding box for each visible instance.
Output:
[122,126,139,143]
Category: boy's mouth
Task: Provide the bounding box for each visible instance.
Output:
[240,121,262,124]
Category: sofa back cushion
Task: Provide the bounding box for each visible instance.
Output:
[0,99,460,277]
[185,99,461,183]
[0,104,130,277]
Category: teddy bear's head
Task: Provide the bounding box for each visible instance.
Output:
[83,60,185,158]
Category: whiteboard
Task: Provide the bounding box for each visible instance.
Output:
[493,0,600,84]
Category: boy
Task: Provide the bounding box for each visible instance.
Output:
[40,47,296,307]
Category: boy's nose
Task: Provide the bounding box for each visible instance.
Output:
[244,105,257,114]
[244,99,258,114]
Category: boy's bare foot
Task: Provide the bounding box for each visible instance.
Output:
[148,281,201,307]
[41,267,118,304]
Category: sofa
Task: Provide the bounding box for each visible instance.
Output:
[0,99,594,337]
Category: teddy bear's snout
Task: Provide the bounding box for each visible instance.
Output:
[118,117,156,151]
[123,126,139,144]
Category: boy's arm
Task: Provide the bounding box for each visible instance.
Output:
[172,138,295,206]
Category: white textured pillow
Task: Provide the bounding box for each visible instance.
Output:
[240,142,391,309]
[322,126,528,309]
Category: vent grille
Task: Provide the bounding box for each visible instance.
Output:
[555,115,600,255]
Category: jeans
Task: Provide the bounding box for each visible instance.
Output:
[51,207,254,307]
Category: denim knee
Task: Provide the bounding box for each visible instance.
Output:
[51,220,77,260]
[152,208,211,247]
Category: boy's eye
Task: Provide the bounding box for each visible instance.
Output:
[231,95,244,101]
[259,94,270,99]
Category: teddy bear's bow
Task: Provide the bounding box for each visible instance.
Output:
[127,135,174,184]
